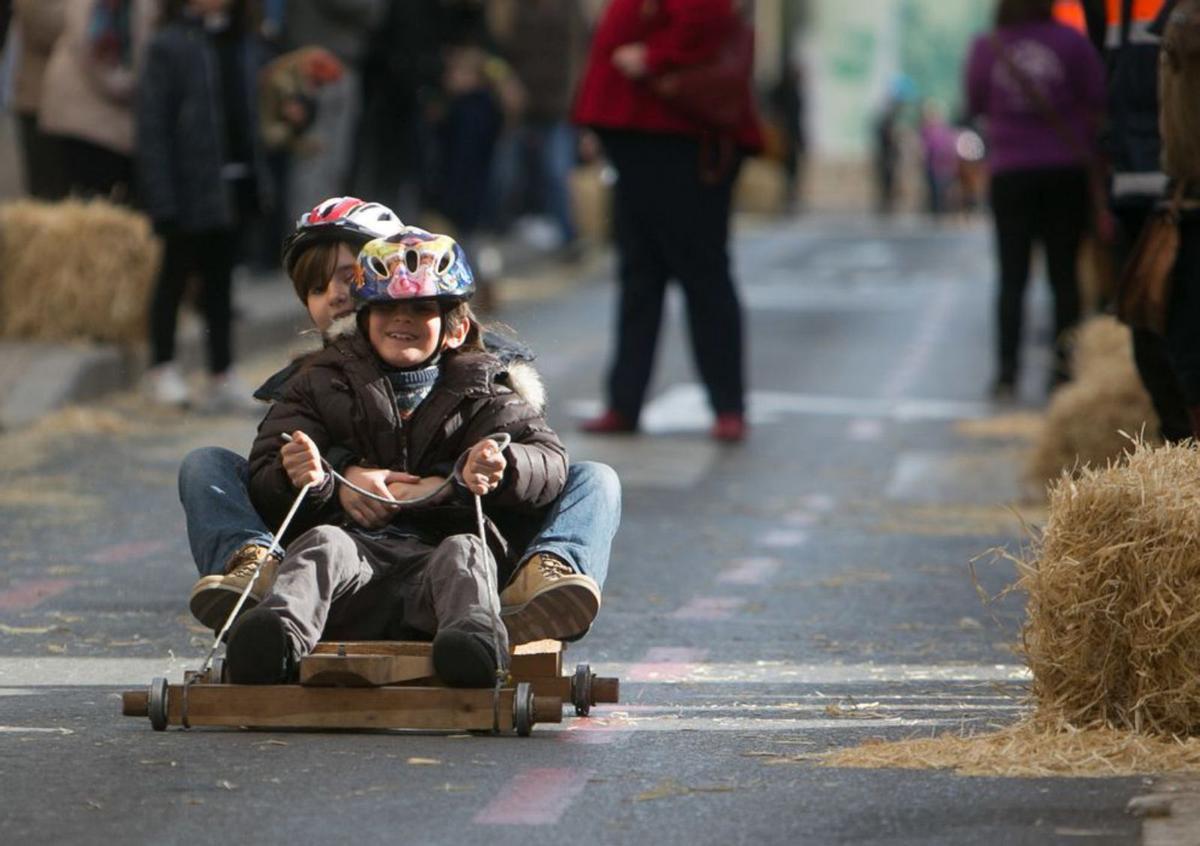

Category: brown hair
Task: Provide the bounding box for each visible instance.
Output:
[995,0,1055,27]
[444,301,486,353]
[289,241,340,303]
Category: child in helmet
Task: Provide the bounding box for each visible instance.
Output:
[227,227,568,686]
[182,197,406,626]
[182,198,617,651]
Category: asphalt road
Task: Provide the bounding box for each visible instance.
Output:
[0,215,1154,844]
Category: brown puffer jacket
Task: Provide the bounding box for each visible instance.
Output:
[248,329,568,575]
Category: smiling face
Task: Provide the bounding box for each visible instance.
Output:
[366,299,468,368]
[305,243,358,332]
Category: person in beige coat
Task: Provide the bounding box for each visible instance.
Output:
[10,0,66,198]
[38,0,159,202]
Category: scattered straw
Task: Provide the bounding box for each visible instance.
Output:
[0,198,161,343]
[1026,316,1159,485]
[954,411,1043,442]
[824,439,1200,777]
[820,718,1200,778]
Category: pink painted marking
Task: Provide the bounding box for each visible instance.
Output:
[670,596,745,621]
[0,579,76,612]
[86,540,171,565]
[718,557,780,586]
[626,647,709,683]
[760,529,809,549]
[473,768,592,825]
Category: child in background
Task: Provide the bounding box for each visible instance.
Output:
[228,227,568,686]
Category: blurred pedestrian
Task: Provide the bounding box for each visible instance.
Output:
[9,0,65,199]
[38,0,159,202]
[352,0,442,221]
[768,57,807,214]
[873,93,904,216]
[136,0,272,411]
[918,100,959,217]
[572,0,763,442]
[281,0,384,216]
[965,0,1106,400]
[488,0,589,254]
[1082,0,1192,439]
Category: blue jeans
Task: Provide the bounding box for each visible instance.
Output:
[178,447,274,576]
[179,449,621,588]
[521,461,621,590]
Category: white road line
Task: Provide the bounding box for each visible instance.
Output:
[0,657,1031,686]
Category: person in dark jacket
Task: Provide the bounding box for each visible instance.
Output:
[572,0,763,442]
[136,0,273,411]
[227,227,573,687]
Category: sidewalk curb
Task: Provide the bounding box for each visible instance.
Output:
[0,271,308,433]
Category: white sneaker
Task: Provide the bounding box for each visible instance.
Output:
[200,370,260,415]
[145,363,190,407]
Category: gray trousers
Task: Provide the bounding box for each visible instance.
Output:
[262,525,509,660]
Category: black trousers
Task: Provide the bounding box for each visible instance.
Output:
[599,130,745,422]
[149,228,238,374]
[989,166,1088,384]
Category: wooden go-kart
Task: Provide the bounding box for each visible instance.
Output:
[121,639,619,736]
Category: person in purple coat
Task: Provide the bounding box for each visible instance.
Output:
[965,0,1106,400]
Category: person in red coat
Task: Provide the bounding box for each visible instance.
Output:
[572,0,762,442]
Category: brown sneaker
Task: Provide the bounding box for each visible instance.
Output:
[188,544,281,631]
[500,554,600,645]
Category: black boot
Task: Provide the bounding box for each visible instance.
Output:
[432,629,500,688]
[226,606,294,684]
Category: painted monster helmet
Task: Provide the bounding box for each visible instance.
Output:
[352,227,476,306]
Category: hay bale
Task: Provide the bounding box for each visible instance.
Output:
[1022,440,1200,735]
[0,198,161,343]
[1026,316,1159,484]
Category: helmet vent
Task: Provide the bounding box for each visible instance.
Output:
[368,255,389,278]
[405,249,420,273]
[437,251,453,274]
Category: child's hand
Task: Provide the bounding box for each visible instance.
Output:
[461,439,507,496]
[388,475,448,502]
[340,465,417,529]
[281,431,325,490]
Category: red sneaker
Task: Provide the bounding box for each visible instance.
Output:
[580,409,637,434]
[712,412,747,442]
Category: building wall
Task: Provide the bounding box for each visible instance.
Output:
[802,0,991,158]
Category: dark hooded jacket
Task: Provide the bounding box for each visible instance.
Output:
[247,325,567,578]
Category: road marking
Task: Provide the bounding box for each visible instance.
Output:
[86,540,170,565]
[670,597,746,621]
[473,768,592,825]
[0,656,1031,686]
[848,418,884,441]
[760,529,808,549]
[567,386,991,439]
[627,648,710,683]
[718,557,780,585]
[0,579,76,612]
[0,725,73,734]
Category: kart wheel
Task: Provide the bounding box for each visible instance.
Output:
[148,677,169,731]
[572,663,593,717]
[514,682,534,737]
